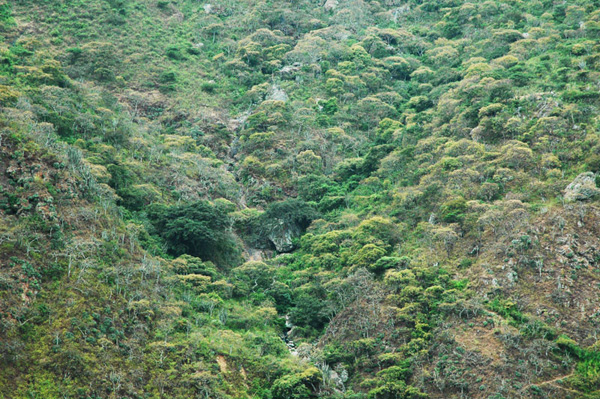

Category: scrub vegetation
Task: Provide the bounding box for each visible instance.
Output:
[2,0,600,398]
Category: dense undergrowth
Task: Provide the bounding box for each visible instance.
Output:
[2,0,600,398]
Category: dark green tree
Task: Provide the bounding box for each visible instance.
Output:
[147,201,238,264]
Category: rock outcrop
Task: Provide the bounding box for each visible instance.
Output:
[267,219,301,252]
[267,84,289,102]
[324,0,338,12]
[564,172,600,202]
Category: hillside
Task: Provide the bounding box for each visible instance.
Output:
[2,0,600,398]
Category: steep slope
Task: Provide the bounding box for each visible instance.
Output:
[2,0,600,398]
[0,96,300,398]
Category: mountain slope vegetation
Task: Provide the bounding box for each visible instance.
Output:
[2,0,600,398]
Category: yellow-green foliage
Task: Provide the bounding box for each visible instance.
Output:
[2,0,600,398]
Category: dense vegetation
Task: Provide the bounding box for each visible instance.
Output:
[2,0,600,398]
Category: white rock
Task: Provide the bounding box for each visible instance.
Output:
[279,65,301,79]
[267,84,289,102]
[324,0,338,12]
[564,172,600,202]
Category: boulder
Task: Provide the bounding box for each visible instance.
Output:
[324,0,338,12]
[267,219,301,252]
[267,84,289,102]
[279,65,301,80]
[564,172,600,202]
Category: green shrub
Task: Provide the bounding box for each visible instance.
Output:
[165,45,185,60]
[200,80,218,92]
[439,197,467,223]
[159,70,177,83]
[260,198,319,236]
[272,368,321,399]
[297,175,338,202]
[147,200,238,264]
[371,256,410,273]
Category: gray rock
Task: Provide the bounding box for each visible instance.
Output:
[267,220,301,252]
[324,0,338,12]
[564,172,600,202]
[267,84,289,102]
[428,213,437,225]
[279,65,301,79]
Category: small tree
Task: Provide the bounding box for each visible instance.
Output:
[433,227,459,256]
[147,201,238,265]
